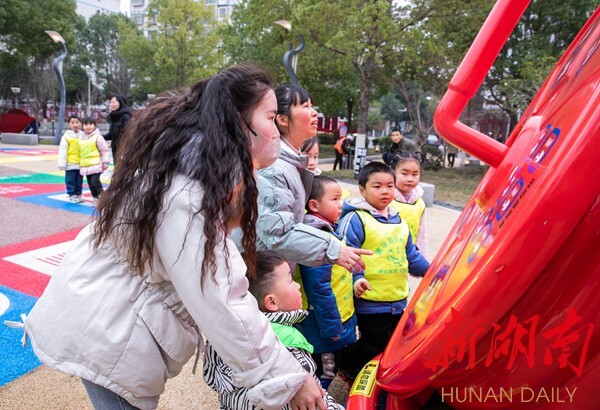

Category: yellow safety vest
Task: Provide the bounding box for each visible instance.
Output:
[64,134,80,164]
[79,135,100,167]
[356,210,409,302]
[331,262,354,322]
[294,239,355,322]
[390,198,425,242]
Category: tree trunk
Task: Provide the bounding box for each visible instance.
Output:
[346,98,354,133]
[356,56,374,135]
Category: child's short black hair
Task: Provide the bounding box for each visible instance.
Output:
[82,117,96,126]
[68,115,80,122]
[306,175,338,209]
[358,161,395,188]
[248,250,289,310]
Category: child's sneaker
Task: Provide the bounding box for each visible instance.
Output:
[69,196,79,203]
[92,198,99,206]
[75,195,85,203]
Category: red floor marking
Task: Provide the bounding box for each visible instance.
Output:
[0,149,58,156]
[0,184,66,198]
[0,229,82,297]
[36,252,66,266]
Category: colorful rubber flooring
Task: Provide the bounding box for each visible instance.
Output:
[0,146,112,387]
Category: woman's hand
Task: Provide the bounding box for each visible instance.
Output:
[336,245,373,273]
[289,373,327,410]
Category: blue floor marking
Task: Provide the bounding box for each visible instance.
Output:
[0,286,41,387]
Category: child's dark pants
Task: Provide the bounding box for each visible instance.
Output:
[86,173,104,198]
[336,312,402,379]
[65,169,83,196]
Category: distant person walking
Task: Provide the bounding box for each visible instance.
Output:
[446,143,459,168]
[105,94,132,165]
[333,122,350,171]
[333,134,350,171]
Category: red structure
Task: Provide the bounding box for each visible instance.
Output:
[0,109,36,133]
[348,0,599,408]
[317,115,347,134]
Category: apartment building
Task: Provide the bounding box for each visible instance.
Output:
[130,0,240,39]
[76,0,121,20]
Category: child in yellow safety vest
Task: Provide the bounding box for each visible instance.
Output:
[57,116,85,203]
[296,175,356,390]
[80,117,110,206]
[336,161,429,381]
[389,153,428,258]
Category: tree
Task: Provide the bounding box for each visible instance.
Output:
[381,0,491,146]
[294,0,400,136]
[118,20,159,101]
[220,0,360,120]
[149,0,224,89]
[75,13,137,99]
[0,0,78,123]
[219,0,293,82]
[483,0,597,129]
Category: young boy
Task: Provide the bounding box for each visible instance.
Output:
[79,117,110,206]
[336,162,429,380]
[57,115,84,203]
[296,176,357,390]
[203,250,343,410]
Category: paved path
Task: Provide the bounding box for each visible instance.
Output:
[0,143,460,409]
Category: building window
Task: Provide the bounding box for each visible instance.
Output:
[218,7,228,18]
[206,0,216,5]
[131,0,144,6]
[131,12,144,24]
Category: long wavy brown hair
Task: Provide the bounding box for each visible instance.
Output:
[93,63,274,286]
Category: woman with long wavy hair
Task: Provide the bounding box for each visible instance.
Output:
[21,64,326,410]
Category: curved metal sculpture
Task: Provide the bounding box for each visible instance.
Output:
[283,34,305,86]
[46,31,67,145]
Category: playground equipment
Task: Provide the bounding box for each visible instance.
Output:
[347,0,599,408]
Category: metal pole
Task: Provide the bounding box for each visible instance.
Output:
[46,31,68,145]
[10,87,20,109]
[52,41,67,144]
[282,34,305,86]
[87,74,91,117]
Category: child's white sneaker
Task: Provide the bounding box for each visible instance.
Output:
[76,195,85,203]
[69,196,79,203]
[92,198,99,206]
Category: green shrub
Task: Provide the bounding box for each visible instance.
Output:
[317,133,335,145]
[422,145,444,171]
[378,136,393,151]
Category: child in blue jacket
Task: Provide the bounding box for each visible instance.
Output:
[296,175,357,390]
[336,162,429,381]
